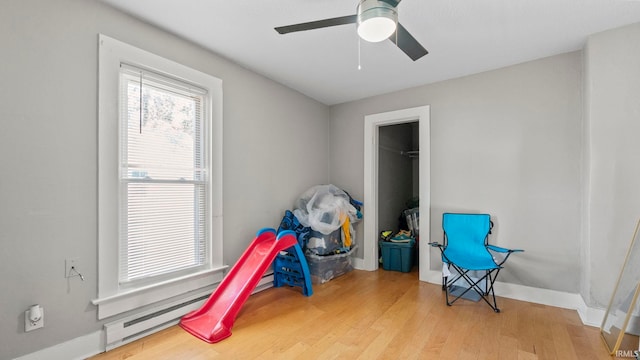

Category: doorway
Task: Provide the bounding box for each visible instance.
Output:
[378,122,419,239]
[359,105,432,282]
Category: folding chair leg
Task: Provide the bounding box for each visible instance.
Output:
[442,263,452,291]
[444,272,466,307]
[444,267,501,313]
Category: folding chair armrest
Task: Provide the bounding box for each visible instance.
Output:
[428,242,443,249]
[487,245,523,266]
[487,245,523,253]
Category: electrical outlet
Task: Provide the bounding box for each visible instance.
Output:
[25,306,44,332]
[65,258,78,278]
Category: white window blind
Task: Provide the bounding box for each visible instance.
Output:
[118,64,209,284]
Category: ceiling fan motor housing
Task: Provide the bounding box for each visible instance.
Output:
[357,0,398,43]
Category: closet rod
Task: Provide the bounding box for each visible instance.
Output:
[379,145,419,158]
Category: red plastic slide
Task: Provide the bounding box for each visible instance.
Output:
[180,228,297,343]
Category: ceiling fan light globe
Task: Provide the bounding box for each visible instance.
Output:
[358,17,396,42]
[357,0,398,43]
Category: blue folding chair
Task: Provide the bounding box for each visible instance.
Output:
[429,213,523,312]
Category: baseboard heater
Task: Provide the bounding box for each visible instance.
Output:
[103,272,274,351]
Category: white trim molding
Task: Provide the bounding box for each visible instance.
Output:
[91,267,225,319]
[96,34,224,319]
[421,268,606,327]
[15,274,606,360]
[15,274,276,360]
[362,105,431,274]
[13,330,104,360]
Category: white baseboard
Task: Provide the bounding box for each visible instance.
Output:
[576,297,607,328]
[419,268,607,327]
[16,268,607,360]
[15,274,276,360]
[370,265,608,328]
[13,330,104,360]
[352,257,366,270]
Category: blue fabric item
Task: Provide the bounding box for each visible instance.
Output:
[277,210,311,248]
[442,213,499,271]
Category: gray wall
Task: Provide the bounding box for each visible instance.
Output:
[584,23,640,307]
[0,0,329,358]
[329,51,583,291]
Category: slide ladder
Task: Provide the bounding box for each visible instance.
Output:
[273,242,313,296]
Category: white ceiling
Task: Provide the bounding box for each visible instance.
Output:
[99,0,640,105]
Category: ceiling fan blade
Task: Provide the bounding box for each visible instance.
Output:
[275,15,357,34]
[389,23,428,61]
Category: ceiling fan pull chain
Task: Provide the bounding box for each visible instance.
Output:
[358,36,362,70]
[395,19,398,44]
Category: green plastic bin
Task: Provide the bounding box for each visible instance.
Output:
[379,239,415,273]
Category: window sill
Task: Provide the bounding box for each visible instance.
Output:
[92,266,227,319]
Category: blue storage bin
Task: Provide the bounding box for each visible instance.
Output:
[379,240,415,273]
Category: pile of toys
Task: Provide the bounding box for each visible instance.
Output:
[279,184,362,283]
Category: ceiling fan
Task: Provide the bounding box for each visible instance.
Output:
[274,0,428,61]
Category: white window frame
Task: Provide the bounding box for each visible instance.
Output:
[94,34,224,319]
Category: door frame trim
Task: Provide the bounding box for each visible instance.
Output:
[357,105,431,281]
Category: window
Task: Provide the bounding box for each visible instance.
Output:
[95,35,224,319]
[119,65,208,285]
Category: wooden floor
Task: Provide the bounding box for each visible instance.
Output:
[90,269,614,360]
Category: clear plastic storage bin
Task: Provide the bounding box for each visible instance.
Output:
[305,246,356,284]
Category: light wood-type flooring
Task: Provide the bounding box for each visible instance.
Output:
[90,268,614,359]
